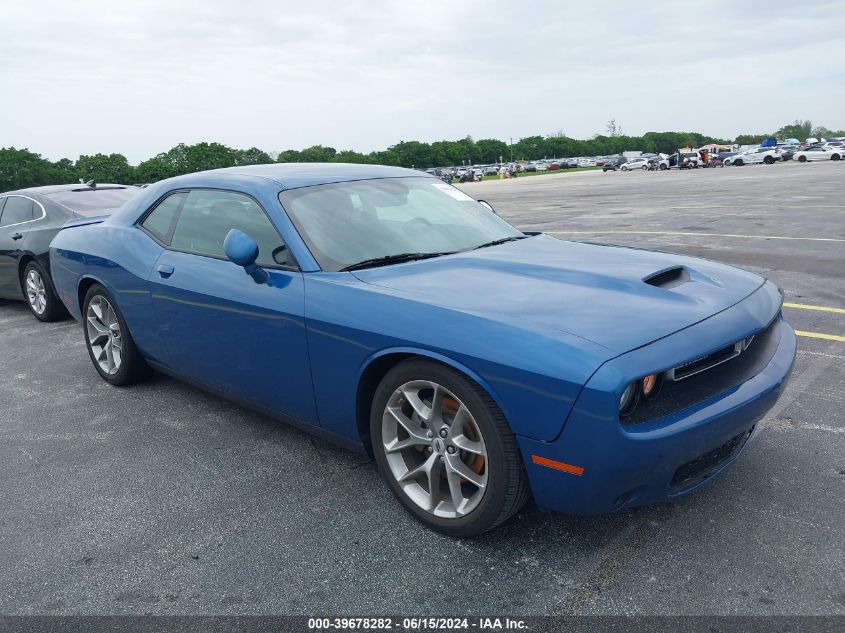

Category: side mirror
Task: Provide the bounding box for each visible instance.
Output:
[477,200,497,215]
[224,229,268,284]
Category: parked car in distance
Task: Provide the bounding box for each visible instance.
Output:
[0,183,139,321]
[49,163,796,536]
[620,158,649,171]
[678,152,700,168]
[710,151,737,167]
[602,157,627,172]
[794,146,843,162]
[723,148,782,166]
[483,165,499,176]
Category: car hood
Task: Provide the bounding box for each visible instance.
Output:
[352,234,764,353]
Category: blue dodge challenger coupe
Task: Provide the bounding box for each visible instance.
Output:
[49,163,796,536]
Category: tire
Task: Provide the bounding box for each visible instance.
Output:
[832,154,841,161]
[659,164,668,170]
[82,283,150,386]
[620,166,628,171]
[798,155,807,163]
[641,165,648,170]
[22,261,67,322]
[764,156,774,165]
[370,359,529,537]
[734,159,744,166]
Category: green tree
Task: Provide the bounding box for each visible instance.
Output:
[277,149,303,163]
[775,119,813,141]
[299,145,337,163]
[0,147,56,192]
[475,138,509,164]
[75,153,133,184]
[184,142,237,172]
[734,134,768,145]
[234,147,273,165]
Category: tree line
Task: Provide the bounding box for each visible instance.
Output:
[2,120,842,193]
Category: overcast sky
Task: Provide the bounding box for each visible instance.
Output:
[1,1,844,163]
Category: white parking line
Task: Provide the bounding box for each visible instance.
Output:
[546,230,845,242]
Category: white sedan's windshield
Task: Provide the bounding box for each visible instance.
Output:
[279,177,524,271]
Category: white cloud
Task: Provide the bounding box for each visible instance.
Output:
[1,0,843,162]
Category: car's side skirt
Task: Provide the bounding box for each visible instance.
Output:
[146,360,368,455]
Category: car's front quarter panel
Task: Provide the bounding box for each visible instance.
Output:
[518,281,796,514]
[304,274,614,444]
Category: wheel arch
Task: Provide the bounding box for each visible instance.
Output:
[17,252,38,283]
[355,347,509,457]
[77,275,108,314]
[18,251,60,298]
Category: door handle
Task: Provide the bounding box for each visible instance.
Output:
[157,264,174,278]
[11,233,23,241]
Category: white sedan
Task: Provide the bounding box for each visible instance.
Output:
[620,158,649,171]
[794,147,843,162]
[723,148,782,166]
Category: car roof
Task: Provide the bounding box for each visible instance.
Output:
[4,183,132,196]
[201,162,428,189]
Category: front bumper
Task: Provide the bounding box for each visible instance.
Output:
[517,285,796,515]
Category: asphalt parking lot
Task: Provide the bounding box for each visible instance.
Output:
[1,161,843,616]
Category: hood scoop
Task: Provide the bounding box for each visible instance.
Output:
[643,266,690,289]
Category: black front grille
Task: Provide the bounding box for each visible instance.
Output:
[624,317,780,426]
[670,428,752,491]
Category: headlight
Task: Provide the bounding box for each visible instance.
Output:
[620,373,661,417]
[619,382,639,416]
[642,373,661,400]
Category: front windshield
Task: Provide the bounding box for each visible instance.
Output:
[279,177,524,272]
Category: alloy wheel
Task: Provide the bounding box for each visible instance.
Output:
[382,380,488,518]
[25,269,47,315]
[86,295,123,375]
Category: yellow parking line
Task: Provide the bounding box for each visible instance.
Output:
[546,230,845,242]
[784,302,845,314]
[795,330,845,343]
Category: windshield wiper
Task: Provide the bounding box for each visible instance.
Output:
[472,235,528,250]
[340,252,454,272]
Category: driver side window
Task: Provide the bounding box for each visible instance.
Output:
[147,189,291,267]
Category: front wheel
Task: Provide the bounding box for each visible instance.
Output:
[764,156,774,164]
[798,155,807,163]
[734,159,744,166]
[83,284,150,386]
[22,261,67,322]
[832,154,841,161]
[371,359,529,536]
[659,163,668,170]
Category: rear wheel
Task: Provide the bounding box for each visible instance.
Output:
[371,359,529,536]
[82,284,149,386]
[22,261,66,322]
[641,165,648,170]
[832,154,841,161]
[734,159,744,166]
